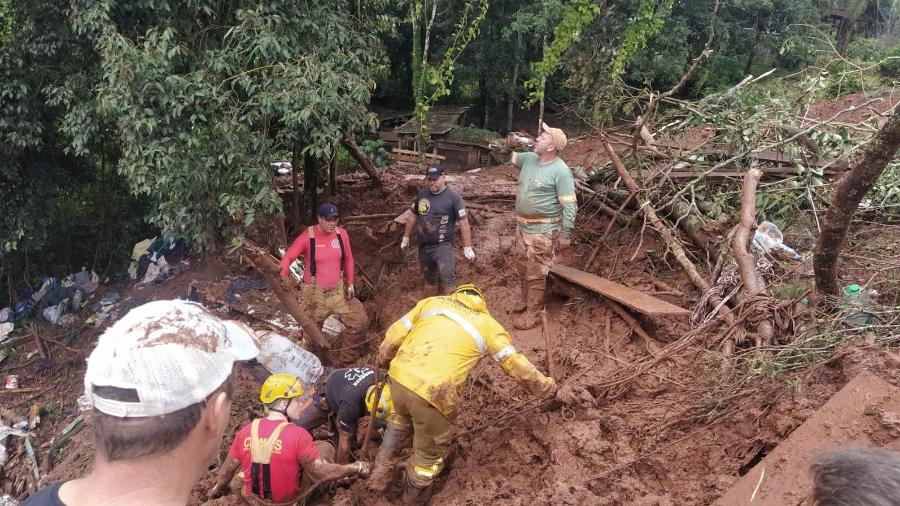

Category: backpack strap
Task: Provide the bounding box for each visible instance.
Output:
[307,226,316,279]
[249,420,291,500]
[336,228,346,272]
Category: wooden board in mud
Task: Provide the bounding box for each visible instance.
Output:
[549,264,691,316]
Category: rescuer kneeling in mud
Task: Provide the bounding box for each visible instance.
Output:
[292,365,394,465]
[367,283,562,503]
[209,374,371,505]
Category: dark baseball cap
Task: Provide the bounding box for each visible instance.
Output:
[317,202,339,218]
[425,165,445,180]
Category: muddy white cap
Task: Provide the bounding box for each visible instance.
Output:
[84,300,259,418]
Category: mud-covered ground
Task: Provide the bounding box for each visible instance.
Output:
[5,159,900,505]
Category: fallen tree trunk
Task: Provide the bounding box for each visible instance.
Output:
[601,139,744,350]
[814,111,900,294]
[342,138,381,185]
[732,169,773,345]
[242,243,331,354]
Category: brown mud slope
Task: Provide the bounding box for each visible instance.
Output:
[717,371,900,505]
[7,163,900,506]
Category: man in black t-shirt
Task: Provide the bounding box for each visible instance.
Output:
[400,165,475,295]
[295,366,390,464]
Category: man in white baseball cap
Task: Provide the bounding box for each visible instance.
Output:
[23,300,259,506]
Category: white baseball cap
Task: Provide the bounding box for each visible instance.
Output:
[84,300,259,418]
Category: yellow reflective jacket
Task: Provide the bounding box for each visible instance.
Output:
[378,292,555,419]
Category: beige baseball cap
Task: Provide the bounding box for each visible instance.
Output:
[541,122,567,152]
[84,300,260,418]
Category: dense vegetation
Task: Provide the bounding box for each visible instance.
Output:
[1,0,899,304]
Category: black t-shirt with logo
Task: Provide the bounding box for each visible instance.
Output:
[411,187,466,246]
[325,367,378,434]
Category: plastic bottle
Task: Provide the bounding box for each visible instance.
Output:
[509,134,534,147]
[842,284,878,327]
[752,221,801,260]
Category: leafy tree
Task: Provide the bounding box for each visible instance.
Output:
[1,0,149,302]
[75,0,386,251]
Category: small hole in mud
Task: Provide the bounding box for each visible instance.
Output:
[739,443,776,476]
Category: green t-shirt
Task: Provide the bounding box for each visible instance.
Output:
[514,152,577,235]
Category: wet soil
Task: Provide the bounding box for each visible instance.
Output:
[3,159,899,505]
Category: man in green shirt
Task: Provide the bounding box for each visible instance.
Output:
[504,123,577,330]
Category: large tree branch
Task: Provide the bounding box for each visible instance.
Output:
[242,243,331,354]
[342,139,381,185]
[732,169,773,345]
[814,111,900,294]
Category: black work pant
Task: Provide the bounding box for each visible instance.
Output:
[418,242,457,289]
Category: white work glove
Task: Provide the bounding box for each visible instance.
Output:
[463,246,475,261]
[345,284,355,300]
[400,236,409,250]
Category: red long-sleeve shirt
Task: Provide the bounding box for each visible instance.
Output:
[279,226,355,289]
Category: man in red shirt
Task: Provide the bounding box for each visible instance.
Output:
[209,374,370,504]
[279,203,369,364]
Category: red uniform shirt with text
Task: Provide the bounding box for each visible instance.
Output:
[228,419,320,502]
[279,227,355,289]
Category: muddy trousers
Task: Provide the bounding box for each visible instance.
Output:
[301,281,370,364]
[370,380,453,491]
[418,242,457,295]
[512,227,556,329]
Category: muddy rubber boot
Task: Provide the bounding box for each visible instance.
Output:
[401,483,429,506]
[513,280,545,330]
[367,424,407,493]
[511,280,528,314]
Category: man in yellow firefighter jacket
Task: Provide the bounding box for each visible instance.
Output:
[367,283,558,504]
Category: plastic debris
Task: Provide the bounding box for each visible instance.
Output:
[842,283,878,328]
[0,307,11,323]
[322,314,346,339]
[255,332,323,386]
[4,375,18,389]
[752,221,801,260]
[0,322,13,343]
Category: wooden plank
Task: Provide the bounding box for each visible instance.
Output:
[550,264,690,316]
[390,148,446,161]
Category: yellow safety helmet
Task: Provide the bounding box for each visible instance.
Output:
[365,383,393,421]
[260,373,310,405]
[454,283,484,300]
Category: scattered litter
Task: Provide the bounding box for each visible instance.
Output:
[0,494,18,506]
[77,394,92,413]
[271,161,293,175]
[752,221,801,260]
[225,277,268,304]
[0,420,28,466]
[4,375,18,390]
[27,404,40,430]
[14,301,31,319]
[322,314,346,339]
[24,436,40,481]
[842,283,878,328]
[42,297,70,324]
[0,307,10,323]
[278,248,304,282]
[255,331,323,385]
[129,235,189,282]
[0,322,13,343]
[88,292,122,324]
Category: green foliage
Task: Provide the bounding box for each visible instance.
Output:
[611,0,675,79]
[360,139,390,167]
[878,44,900,79]
[449,125,501,144]
[413,0,489,146]
[777,36,820,69]
[524,0,601,106]
[76,0,385,251]
[823,62,864,98]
